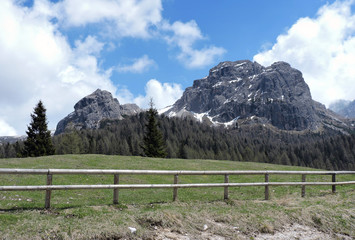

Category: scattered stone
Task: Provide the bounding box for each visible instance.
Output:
[128,227,137,234]
[254,223,352,240]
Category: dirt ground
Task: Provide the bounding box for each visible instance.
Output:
[152,223,352,240]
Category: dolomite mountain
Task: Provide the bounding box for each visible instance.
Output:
[162,60,348,131]
[54,89,142,135]
[54,60,351,136]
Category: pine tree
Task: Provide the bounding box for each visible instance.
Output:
[178,141,188,159]
[142,100,167,158]
[23,101,55,157]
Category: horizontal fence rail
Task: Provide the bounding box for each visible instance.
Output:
[1,169,354,175]
[0,168,354,208]
[1,181,354,191]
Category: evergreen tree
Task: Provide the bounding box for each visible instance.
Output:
[142,100,167,158]
[178,141,188,159]
[23,101,55,157]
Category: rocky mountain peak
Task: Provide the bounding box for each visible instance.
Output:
[74,89,120,110]
[55,89,142,135]
[163,60,347,131]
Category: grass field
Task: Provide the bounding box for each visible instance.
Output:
[0,154,354,239]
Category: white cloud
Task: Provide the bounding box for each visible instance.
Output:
[58,0,224,68]
[117,79,183,109]
[0,119,17,136]
[162,20,226,68]
[117,55,156,73]
[0,0,116,136]
[254,0,355,106]
[57,0,162,38]
[178,46,227,69]
[163,20,204,50]
[74,35,105,57]
[0,0,223,136]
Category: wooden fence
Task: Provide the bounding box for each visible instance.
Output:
[0,168,354,208]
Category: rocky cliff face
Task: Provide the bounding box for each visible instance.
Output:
[162,60,347,131]
[55,89,142,135]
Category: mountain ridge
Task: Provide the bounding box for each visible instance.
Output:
[161,60,349,132]
[52,60,353,136]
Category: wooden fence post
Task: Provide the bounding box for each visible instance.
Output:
[224,174,229,200]
[301,174,306,197]
[332,174,336,193]
[113,174,119,204]
[265,173,269,200]
[173,174,178,201]
[45,173,52,209]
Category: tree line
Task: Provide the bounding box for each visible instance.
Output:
[1,102,355,170]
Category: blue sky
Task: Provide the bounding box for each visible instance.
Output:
[60,0,327,96]
[1,0,355,136]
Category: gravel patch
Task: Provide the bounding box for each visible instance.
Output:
[254,223,352,240]
[153,223,352,240]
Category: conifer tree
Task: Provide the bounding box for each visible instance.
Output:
[23,101,55,157]
[142,100,167,158]
[178,141,188,159]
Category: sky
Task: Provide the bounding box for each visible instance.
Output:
[1,0,355,136]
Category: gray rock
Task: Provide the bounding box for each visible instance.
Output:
[163,60,349,131]
[55,89,142,135]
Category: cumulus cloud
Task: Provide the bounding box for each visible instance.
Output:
[162,20,226,68]
[117,79,183,109]
[254,0,355,106]
[0,0,116,135]
[57,0,162,38]
[57,0,223,67]
[117,55,156,73]
[74,35,105,57]
[0,119,17,136]
[58,0,224,68]
[0,0,222,136]
[178,46,226,69]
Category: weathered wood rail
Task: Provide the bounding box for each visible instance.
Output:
[0,168,354,208]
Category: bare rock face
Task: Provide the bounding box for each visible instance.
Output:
[163,60,348,131]
[55,89,142,135]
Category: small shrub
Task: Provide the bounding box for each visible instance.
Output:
[259,223,274,234]
[312,215,322,226]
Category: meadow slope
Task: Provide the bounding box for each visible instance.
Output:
[0,154,354,239]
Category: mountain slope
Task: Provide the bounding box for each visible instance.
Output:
[50,112,355,170]
[329,99,355,118]
[54,89,142,135]
[162,60,347,131]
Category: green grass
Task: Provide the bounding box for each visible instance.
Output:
[0,154,354,239]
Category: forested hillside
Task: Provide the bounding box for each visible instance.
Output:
[1,112,355,170]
